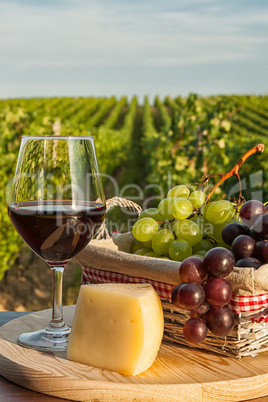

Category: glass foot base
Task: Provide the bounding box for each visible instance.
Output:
[18,324,71,352]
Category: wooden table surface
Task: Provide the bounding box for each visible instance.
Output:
[0,312,68,401]
[0,311,267,402]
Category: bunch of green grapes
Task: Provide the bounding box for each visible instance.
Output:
[131,184,236,261]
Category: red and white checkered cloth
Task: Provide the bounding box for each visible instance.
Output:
[230,293,268,314]
[81,266,174,300]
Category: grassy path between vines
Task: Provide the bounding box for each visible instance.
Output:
[118,106,146,190]
[104,106,146,234]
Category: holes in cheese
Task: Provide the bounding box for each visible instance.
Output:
[67,283,164,376]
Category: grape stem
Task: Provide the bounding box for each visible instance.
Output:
[202,144,265,202]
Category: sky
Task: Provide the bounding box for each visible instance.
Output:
[0,0,268,101]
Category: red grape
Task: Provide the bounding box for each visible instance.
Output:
[236,257,262,269]
[195,300,211,315]
[183,318,208,344]
[221,221,249,246]
[178,283,205,310]
[254,240,268,261]
[205,277,232,306]
[263,242,268,261]
[203,247,235,277]
[231,234,256,260]
[171,284,184,309]
[205,306,235,336]
[239,200,266,227]
[179,256,206,283]
[252,213,268,240]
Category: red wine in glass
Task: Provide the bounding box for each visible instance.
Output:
[8,200,106,264]
[7,135,106,352]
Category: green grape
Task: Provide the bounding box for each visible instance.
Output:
[192,253,205,259]
[138,208,163,222]
[168,240,192,261]
[205,200,235,225]
[192,238,214,253]
[211,223,225,242]
[145,251,161,258]
[174,219,202,246]
[171,199,193,220]
[215,218,236,244]
[203,221,214,238]
[188,190,206,209]
[200,202,214,219]
[131,239,144,253]
[158,197,177,220]
[203,221,224,242]
[161,221,170,229]
[196,250,207,257]
[167,220,177,234]
[152,228,175,255]
[134,247,152,255]
[190,215,207,235]
[216,241,231,250]
[132,217,159,242]
[167,185,190,198]
[142,239,152,248]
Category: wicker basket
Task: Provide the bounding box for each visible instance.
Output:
[76,197,268,358]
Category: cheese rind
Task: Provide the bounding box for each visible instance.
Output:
[67,283,164,375]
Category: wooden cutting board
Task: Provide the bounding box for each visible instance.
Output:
[0,306,267,402]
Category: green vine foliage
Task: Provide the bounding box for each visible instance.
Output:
[0,104,33,279]
[0,97,136,279]
[144,94,268,202]
[1,94,268,280]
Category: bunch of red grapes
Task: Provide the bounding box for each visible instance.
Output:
[171,199,268,344]
[222,200,268,268]
[171,248,235,344]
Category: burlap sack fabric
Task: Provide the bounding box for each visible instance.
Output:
[76,232,182,288]
[228,264,268,295]
[76,231,268,297]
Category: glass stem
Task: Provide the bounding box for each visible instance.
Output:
[48,266,67,331]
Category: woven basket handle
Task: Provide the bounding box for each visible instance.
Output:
[94,196,143,240]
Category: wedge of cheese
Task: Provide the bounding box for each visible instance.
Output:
[67,283,164,376]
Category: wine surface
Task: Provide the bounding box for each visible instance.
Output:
[8,200,106,264]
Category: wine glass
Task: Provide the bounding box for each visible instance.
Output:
[7,135,106,352]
